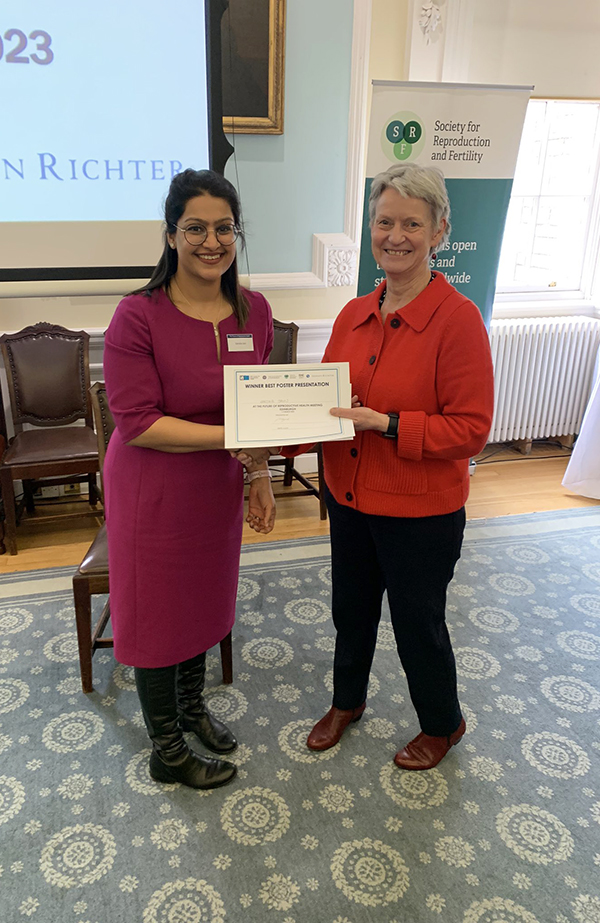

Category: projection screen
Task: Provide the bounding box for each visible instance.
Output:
[1,1,216,292]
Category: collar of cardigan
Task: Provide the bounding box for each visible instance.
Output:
[351,272,454,333]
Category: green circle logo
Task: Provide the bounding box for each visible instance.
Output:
[386,120,405,144]
[404,121,422,143]
[393,140,413,161]
[381,112,425,162]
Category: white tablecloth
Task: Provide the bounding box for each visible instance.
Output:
[563,347,600,498]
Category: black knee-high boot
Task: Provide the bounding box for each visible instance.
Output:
[134,664,236,790]
[177,652,237,753]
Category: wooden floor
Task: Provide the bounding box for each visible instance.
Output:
[0,443,597,573]
[466,442,599,519]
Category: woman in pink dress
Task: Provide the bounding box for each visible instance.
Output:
[103,170,275,790]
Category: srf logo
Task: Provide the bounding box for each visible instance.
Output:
[381,112,425,162]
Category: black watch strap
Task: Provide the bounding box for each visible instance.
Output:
[382,412,399,439]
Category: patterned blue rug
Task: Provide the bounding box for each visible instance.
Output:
[1,508,600,923]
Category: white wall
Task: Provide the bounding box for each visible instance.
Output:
[468,0,600,98]
[369,0,409,84]
[405,0,600,97]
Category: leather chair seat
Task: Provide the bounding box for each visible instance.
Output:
[3,426,98,466]
[77,523,108,575]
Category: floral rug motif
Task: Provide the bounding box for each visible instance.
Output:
[1,508,600,923]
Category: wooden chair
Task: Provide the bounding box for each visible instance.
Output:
[72,382,233,693]
[268,319,327,520]
[0,433,5,552]
[0,322,100,555]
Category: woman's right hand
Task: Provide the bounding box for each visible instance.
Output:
[330,394,388,433]
[247,477,276,533]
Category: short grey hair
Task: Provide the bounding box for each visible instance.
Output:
[368,163,451,254]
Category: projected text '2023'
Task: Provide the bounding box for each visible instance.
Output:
[0,29,53,65]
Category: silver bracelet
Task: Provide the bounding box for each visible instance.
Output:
[246,469,272,482]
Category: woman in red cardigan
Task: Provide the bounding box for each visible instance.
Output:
[240,164,494,770]
[310,163,494,769]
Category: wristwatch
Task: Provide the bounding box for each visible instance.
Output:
[382,412,399,439]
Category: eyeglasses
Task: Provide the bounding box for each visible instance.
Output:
[175,223,240,246]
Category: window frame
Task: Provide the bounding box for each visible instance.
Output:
[492,97,600,321]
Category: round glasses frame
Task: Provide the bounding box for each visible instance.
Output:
[175,224,240,247]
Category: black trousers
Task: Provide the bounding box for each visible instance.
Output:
[326,487,465,737]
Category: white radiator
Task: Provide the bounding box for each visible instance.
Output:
[488,316,600,444]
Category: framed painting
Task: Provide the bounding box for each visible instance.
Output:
[221,0,286,134]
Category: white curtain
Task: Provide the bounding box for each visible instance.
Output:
[563,346,600,499]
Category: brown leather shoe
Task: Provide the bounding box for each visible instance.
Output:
[306,704,366,751]
[394,717,466,771]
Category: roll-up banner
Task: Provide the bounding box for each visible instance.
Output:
[358,81,532,326]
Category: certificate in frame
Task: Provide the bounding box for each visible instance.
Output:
[224,363,354,448]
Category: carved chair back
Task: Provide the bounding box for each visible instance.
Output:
[0,322,93,435]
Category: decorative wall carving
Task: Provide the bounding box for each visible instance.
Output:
[419,2,443,45]
[327,249,358,287]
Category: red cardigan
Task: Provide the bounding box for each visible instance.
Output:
[287,273,494,518]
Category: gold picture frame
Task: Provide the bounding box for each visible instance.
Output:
[222,0,286,135]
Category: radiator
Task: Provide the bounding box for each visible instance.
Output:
[488,316,600,444]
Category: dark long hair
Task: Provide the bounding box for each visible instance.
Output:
[133,169,249,327]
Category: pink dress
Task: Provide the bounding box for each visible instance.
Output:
[103,288,273,667]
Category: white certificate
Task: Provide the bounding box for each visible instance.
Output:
[224,362,355,448]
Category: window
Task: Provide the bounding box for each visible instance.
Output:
[496,99,600,295]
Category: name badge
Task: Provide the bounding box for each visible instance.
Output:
[227,334,254,352]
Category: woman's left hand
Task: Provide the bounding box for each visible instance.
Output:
[230,447,281,467]
[330,395,389,433]
[247,478,276,533]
